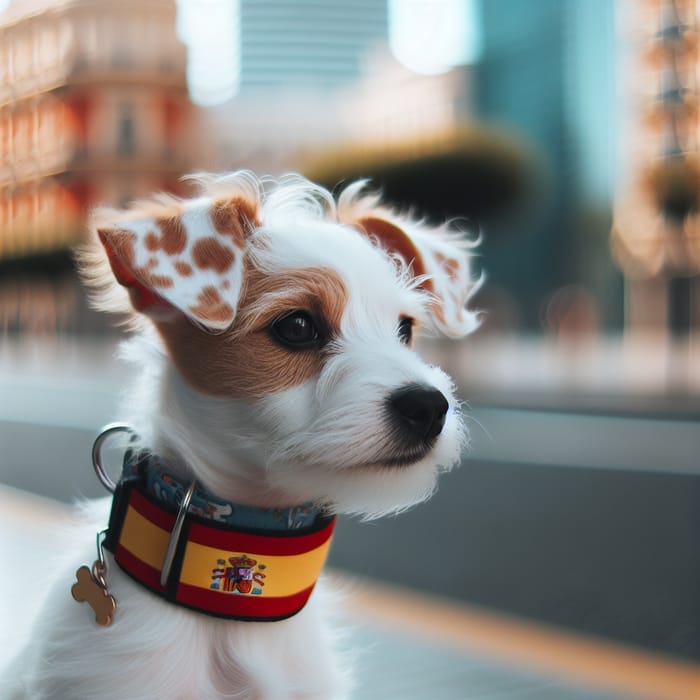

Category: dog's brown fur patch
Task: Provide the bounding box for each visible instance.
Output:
[357,217,434,293]
[212,197,259,248]
[188,286,235,325]
[192,238,236,273]
[156,265,348,398]
[174,261,194,277]
[156,215,188,255]
[145,231,161,252]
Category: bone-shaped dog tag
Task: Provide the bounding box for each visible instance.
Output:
[71,562,117,627]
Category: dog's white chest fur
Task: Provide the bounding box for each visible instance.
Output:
[5,171,478,699]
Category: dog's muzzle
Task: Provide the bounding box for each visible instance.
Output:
[387,384,449,445]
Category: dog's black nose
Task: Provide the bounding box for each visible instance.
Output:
[388,384,449,443]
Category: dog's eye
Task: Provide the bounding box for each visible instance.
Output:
[398,317,414,345]
[271,311,320,348]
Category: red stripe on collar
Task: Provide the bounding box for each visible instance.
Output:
[105,478,336,621]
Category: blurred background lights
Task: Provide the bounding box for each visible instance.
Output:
[388,0,481,75]
[176,0,241,106]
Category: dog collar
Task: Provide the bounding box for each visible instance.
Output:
[103,450,335,622]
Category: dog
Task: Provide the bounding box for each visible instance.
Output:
[4,171,478,699]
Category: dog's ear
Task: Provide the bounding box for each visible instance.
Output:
[352,213,480,338]
[92,195,259,330]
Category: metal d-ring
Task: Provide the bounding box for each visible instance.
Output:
[92,423,135,493]
[93,529,110,588]
[160,480,197,587]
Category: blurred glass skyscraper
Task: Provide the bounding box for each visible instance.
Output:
[178,0,389,104]
[238,0,388,93]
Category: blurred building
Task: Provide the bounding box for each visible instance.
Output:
[0,0,197,261]
[203,47,474,175]
[194,0,486,176]
[0,0,200,332]
[612,0,700,340]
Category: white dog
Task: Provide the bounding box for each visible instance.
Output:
[4,172,478,699]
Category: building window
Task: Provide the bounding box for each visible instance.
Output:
[117,106,135,156]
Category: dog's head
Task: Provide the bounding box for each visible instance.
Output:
[87,172,479,517]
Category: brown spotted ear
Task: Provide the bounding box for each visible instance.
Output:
[355,215,479,338]
[95,195,258,330]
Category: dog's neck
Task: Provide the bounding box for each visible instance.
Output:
[125,344,311,510]
[145,437,305,510]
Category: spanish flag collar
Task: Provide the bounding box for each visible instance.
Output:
[103,451,336,622]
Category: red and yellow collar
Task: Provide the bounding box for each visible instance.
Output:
[103,457,335,622]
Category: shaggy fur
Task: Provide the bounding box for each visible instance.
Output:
[3,172,479,699]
